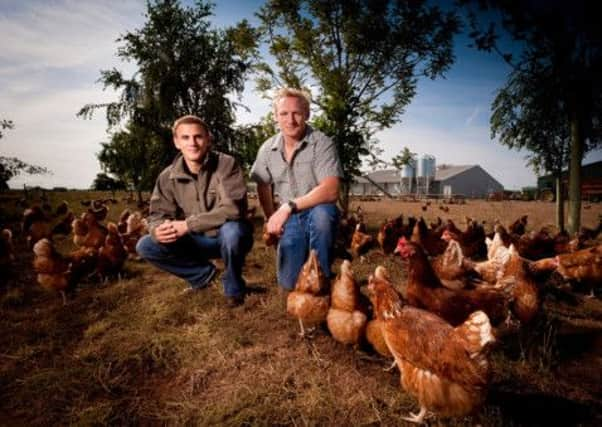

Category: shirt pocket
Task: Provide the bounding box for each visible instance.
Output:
[294,146,314,163]
[292,160,316,187]
[270,161,289,184]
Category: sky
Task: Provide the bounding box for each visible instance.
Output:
[1,0,600,191]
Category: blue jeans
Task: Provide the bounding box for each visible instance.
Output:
[277,203,339,290]
[136,220,253,297]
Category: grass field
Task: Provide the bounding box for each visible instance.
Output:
[1,190,601,426]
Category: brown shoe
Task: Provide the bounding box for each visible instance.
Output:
[225,295,244,308]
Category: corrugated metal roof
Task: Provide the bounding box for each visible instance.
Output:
[434,165,475,181]
[356,165,477,183]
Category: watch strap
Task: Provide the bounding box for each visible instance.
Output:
[287,200,298,213]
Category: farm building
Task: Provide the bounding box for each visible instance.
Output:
[537,160,602,201]
[352,164,504,198]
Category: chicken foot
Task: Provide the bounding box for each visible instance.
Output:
[297,319,317,338]
[383,359,397,372]
[401,406,430,424]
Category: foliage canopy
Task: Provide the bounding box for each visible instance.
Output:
[254,0,459,208]
[462,0,602,231]
[0,119,49,190]
[79,0,258,187]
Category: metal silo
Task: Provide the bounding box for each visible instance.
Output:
[400,162,415,195]
[416,155,436,195]
[401,163,415,178]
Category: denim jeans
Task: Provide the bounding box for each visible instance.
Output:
[277,203,339,290]
[136,220,253,297]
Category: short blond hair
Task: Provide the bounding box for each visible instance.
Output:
[272,87,311,119]
[172,115,211,136]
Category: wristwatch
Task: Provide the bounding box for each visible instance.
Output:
[287,200,298,214]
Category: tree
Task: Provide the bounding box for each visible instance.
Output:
[0,119,49,190]
[0,119,14,139]
[463,0,602,233]
[79,0,258,178]
[97,124,162,203]
[91,172,127,192]
[391,146,417,195]
[391,146,417,170]
[490,61,571,230]
[234,115,276,176]
[255,0,459,212]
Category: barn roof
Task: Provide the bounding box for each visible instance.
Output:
[356,165,478,183]
[361,169,400,183]
[435,165,475,181]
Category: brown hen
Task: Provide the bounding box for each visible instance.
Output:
[286,250,330,337]
[72,211,108,250]
[496,245,540,324]
[532,245,602,297]
[410,217,446,256]
[367,272,495,423]
[32,238,71,305]
[430,230,479,290]
[351,222,373,258]
[326,260,367,345]
[395,237,509,326]
[97,222,128,281]
[365,266,394,362]
[121,211,149,258]
[22,206,52,247]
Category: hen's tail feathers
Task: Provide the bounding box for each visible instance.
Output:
[455,311,496,359]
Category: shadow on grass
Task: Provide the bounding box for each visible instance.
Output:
[489,388,601,427]
[246,285,268,294]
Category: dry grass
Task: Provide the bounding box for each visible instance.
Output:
[1,191,601,426]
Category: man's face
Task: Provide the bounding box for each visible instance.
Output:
[275,96,309,141]
[173,123,211,165]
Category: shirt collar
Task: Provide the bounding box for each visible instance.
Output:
[169,151,213,179]
[270,125,313,151]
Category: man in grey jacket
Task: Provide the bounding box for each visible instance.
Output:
[136,115,253,306]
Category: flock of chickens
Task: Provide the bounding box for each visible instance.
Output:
[2,197,602,423]
[285,210,602,423]
[1,199,148,304]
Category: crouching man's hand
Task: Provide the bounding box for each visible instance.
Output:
[267,204,293,236]
[154,219,189,243]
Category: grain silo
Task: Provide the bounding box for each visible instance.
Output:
[400,162,415,195]
[416,154,436,195]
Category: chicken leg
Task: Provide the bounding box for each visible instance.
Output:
[297,318,317,338]
[383,359,397,372]
[298,318,306,337]
[401,406,429,424]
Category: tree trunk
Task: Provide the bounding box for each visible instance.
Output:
[555,175,564,232]
[567,111,583,234]
[338,179,350,217]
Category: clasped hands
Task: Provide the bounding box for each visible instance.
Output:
[154,219,189,243]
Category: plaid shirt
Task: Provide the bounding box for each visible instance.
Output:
[250,126,343,202]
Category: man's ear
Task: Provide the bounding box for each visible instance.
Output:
[173,136,181,150]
